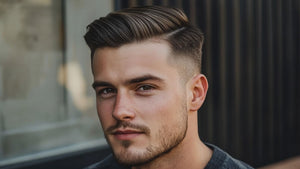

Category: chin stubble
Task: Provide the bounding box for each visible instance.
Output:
[115,112,188,166]
[108,99,188,167]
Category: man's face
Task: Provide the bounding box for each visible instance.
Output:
[92,40,189,166]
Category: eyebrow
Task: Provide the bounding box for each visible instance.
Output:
[92,81,112,89]
[92,74,164,89]
[125,74,164,85]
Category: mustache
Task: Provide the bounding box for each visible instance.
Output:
[106,121,150,135]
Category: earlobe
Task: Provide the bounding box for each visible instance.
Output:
[190,74,208,111]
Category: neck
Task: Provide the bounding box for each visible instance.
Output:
[131,113,213,169]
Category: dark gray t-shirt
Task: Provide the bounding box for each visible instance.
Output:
[204,144,254,169]
[84,144,253,169]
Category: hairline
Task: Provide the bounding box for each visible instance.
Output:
[91,36,198,84]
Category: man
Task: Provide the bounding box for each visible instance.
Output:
[84,6,253,169]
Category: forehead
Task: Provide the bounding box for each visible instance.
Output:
[95,39,167,61]
[92,40,180,83]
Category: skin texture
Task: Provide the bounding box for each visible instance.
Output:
[92,39,212,169]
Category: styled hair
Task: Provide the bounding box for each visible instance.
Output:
[84,6,204,73]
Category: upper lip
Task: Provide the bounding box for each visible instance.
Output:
[112,129,144,135]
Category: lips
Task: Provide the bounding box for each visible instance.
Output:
[112,129,144,140]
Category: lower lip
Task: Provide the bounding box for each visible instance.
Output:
[114,133,142,140]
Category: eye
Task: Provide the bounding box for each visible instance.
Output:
[97,88,117,99]
[136,85,155,92]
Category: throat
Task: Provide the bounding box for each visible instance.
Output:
[131,137,188,169]
[131,137,212,169]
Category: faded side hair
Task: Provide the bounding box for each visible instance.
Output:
[84,6,204,73]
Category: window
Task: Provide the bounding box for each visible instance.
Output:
[0,0,112,166]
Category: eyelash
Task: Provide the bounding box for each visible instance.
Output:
[96,84,156,99]
[97,88,116,99]
[136,84,155,91]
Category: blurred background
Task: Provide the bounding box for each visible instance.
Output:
[0,0,299,168]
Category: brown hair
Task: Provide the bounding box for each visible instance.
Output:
[84,6,204,73]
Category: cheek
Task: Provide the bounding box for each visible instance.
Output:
[96,99,114,127]
[137,92,181,124]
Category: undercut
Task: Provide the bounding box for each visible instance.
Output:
[84,6,204,76]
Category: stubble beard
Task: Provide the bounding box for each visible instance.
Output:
[107,104,188,167]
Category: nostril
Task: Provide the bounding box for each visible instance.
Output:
[123,115,133,120]
[112,104,136,121]
[112,110,135,121]
[112,93,135,121]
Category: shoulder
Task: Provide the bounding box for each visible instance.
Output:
[205,143,254,169]
[84,154,128,169]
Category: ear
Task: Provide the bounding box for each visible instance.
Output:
[189,74,208,111]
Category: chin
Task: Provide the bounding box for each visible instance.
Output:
[113,144,159,166]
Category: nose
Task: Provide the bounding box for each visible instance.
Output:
[112,91,136,121]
